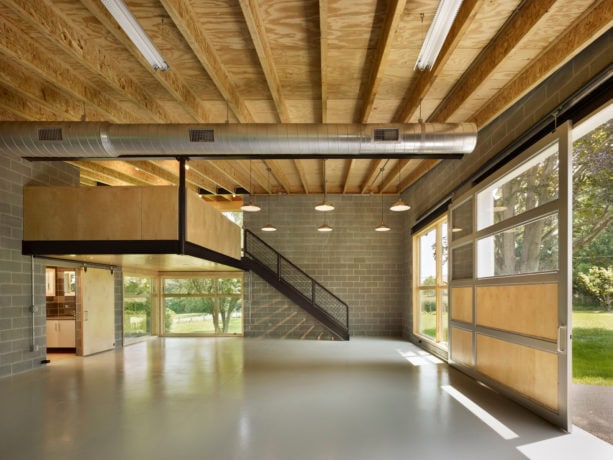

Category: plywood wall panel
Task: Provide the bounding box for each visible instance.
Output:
[451,287,473,323]
[186,192,241,259]
[476,284,558,340]
[77,187,142,240]
[141,186,178,240]
[476,334,558,410]
[451,327,473,367]
[23,187,79,240]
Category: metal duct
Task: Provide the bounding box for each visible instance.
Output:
[0,122,477,159]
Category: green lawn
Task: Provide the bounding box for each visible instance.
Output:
[169,315,243,334]
[572,310,613,386]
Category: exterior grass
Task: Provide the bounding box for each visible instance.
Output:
[168,315,243,335]
[572,310,613,386]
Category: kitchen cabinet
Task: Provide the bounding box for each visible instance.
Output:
[45,268,55,296]
[46,319,76,348]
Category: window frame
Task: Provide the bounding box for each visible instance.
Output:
[413,214,449,347]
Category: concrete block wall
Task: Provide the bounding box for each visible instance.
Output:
[400,31,612,340]
[244,194,405,337]
[0,152,79,377]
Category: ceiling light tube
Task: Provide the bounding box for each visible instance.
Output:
[415,0,463,71]
[102,0,169,71]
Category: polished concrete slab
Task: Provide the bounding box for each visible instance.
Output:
[0,338,611,460]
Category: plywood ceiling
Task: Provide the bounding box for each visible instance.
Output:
[0,0,610,204]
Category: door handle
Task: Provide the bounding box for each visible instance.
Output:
[557,326,568,353]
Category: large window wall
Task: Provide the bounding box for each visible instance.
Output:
[162,274,243,336]
[413,216,448,347]
[123,275,153,344]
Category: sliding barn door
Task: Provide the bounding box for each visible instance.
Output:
[448,122,572,430]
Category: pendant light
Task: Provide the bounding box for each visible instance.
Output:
[261,167,277,232]
[375,193,391,232]
[317,212,333,232]
[241,160,261,212]
[390,162,411,212]
[315,159,334,211]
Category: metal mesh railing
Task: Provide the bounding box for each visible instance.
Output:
[244,230,349,330]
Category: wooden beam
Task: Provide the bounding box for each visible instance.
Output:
[66,162,136,186]
[78,177,98,187]
[154,159,217,195]
[359,0,408,122]
[80,0,211,123]
[160,0,255,123]
[360,159,384,194]
[0,56,101,121]
[264,160,291,194]
[0,84,63,121]
[428,0,557,122]
[342,159,354,194]
[474,0,613,128]
[394,0,482,122]
[0,16,140,123]
[4,0,173,123]
[236,160,272,194]
[294,160,310,194]
[98,161,174,186]
[188,161,238,195]
[69,161,153,187]
[239,0,290,123]
[400,159,439,190]
[378,159,411,193]
[319,0,328,123]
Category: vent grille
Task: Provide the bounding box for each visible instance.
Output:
[189,129,214,143]
[373,128,399,141]
[38,127,63,141]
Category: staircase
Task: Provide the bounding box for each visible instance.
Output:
[243,230,350,341]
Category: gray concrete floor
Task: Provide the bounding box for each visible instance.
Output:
[572,383,613,444]
[1,338,611,460]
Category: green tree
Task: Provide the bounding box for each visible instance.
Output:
[577,267,612,311]
[573,119,612,308]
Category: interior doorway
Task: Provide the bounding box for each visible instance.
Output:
[45,264,77,361]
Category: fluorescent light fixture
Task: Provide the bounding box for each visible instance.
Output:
[101,0,169,71]
[415,0,463,71]
[390,199,411,212]
[261,223,277,232]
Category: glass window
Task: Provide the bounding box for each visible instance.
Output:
[451,199,473,241]
[413,216,448,347]
[477,214,559,277]
[477,144,559,230]
[123,275,152,343]
[163,275,243,335]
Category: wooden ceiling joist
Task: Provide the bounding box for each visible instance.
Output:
[473,0,613,128]
[359,0,408,123]
[0,17,139,123]
[0,56,98,121]
[394,0,482,123]
[154,159,218,195]
[76,169,132,187]
[428,0,557,123]
[342,159,354,194]
[319,0,328,123]
[294,160,310,194]
[264,160,291,194]
[0,84,66,121]
[239,0,290,123]
[378,159,411,193]
[159,0,255,123]
[360,159,385,194]
[79,0,208,123]
[3,0,173,123]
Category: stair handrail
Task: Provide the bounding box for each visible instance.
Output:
[244,229,349,330]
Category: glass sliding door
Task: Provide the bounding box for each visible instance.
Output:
[162,274,243,336]
[448,122,572,430]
